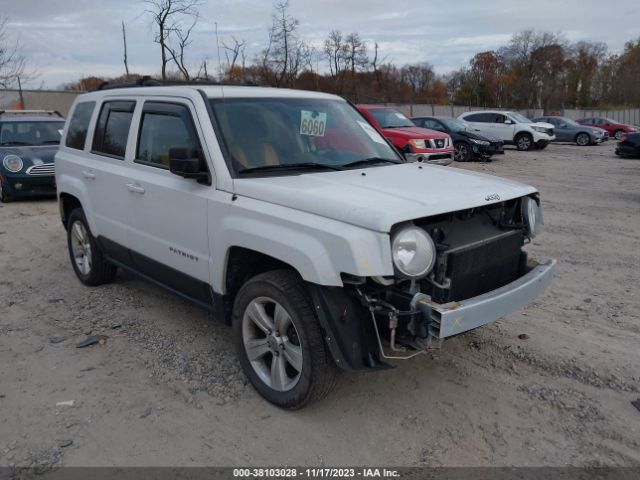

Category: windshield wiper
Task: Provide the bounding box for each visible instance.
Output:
[0,141,30,146]
[342,157,403,169]
[41,140,61,144]
[238,162,344,175]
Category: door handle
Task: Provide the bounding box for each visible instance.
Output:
[82,170,96,180]
[126,183,145,194]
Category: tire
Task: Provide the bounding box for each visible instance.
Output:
[0,179,12,203]
[67,208,117,286]
[614,130,624,140]
[453,142,471,162]
[515,133,534,151]
[232,269,338,409]
[576,133,591,146]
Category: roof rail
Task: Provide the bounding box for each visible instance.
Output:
[94,75,261,91]
[0,109,63,118]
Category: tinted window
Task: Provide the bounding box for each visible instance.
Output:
[65,102,95,150]
[92,101,135,158]
[419,118,444,131]
[493,114,507,123]
[136,103,200,168]
[464,113,491,122]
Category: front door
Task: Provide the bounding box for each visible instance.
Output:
[125,100,212,305]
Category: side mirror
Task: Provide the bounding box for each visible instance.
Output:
[504,119,513,124]
[169,147,210,185]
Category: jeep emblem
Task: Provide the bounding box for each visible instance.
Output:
[485,193,500,201]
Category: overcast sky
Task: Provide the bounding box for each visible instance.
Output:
[5,0,640,89]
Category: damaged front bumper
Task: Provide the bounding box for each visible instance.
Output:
[414,256,556,342]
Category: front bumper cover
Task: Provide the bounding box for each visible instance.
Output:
[415,257,556,339]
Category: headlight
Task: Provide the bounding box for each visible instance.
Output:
[521,196,543,238]
[408,139,428,150]
[470,138,490,146]
[391,226,436,279]
[532,126,548,134]
[2,154,23,173]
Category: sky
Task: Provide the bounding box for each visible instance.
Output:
[3,0,640,89]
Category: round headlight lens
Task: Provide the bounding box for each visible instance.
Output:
[522,196,541,237]
[3,154,23,173]
[391,226,436,278]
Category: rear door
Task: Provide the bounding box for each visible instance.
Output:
[75,99,137,260]
[125,99,212,304]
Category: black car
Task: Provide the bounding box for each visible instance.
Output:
[0,110,64,202]
[615,132,640,158]
[411,116,504,162]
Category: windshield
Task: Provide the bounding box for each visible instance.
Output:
[440,118,469,132]
[369,108,415,128]
[209,98,402,175]
[0,121,64,146]
[509,112,533,124]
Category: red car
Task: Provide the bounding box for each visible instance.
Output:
[357,105,453,165]
[576,117,638,140]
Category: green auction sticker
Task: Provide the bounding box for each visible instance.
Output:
[300,110,327,137]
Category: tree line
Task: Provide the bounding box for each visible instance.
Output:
[2,2,639,110]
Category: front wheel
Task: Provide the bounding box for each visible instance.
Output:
[453,142,471,162]
[614,130,625,140]
[233,270,338,409]
[576,133,591,146]
[67,208,117,286]
[515,133,534,151]
[0,179,12,203]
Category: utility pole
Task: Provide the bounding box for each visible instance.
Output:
[122,21,130,77]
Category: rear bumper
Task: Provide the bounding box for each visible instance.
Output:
[415,257,556,339]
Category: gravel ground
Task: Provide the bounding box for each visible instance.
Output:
[0,142,639,470]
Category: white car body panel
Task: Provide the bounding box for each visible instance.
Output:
[458,110,556,144]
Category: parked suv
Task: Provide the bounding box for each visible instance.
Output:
[357,105,454,165]
[56,83,555,409]
[0,110,65,202]
[458,110,555,151]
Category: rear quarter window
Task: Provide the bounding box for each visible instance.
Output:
[65,101,96,150]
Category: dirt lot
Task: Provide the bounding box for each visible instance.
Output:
[1,142,639,469]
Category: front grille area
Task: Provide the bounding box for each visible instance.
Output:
[26,164,55,176]
[443,232,525,303]
[429,138,449,149]
[414,198,527,304]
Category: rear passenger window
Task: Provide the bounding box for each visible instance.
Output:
[92,101,135,159]
[465,113,489,122]
[136,102,200,168]
[65,102,95,150]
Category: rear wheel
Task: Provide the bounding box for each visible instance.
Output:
[515,133,533,151]
[233,270,338,409]
[576,133,591,146]
[67,208,117,286]
[453,142,471,162]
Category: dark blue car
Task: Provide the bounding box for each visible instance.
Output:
[0,110,65,202]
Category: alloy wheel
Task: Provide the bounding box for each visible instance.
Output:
[70,220,92,275]
[454,143,468,161]
[517,136,531,150]
[577,133,590,146]
[242,296,303,392]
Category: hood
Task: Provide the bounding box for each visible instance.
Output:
[233,163,537,232]
[383,126,448,140]
[531,121,554,129]
[0,145,58,164]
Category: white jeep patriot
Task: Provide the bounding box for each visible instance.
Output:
[55,81,556,409]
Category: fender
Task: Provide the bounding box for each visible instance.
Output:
[56,173,97,233]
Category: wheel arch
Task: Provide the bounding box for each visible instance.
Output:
[59,192,83,230]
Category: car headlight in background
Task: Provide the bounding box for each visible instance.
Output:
[521,196,543,238]
[408,139,427,150]
[391,226,436,279]
[3,154,23,173]
[470,138,490,146]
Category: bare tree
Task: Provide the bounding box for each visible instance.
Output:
[0,16,27,88]
[145,0,200,80]
[261,0,309,87]
[122,21,130,77]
